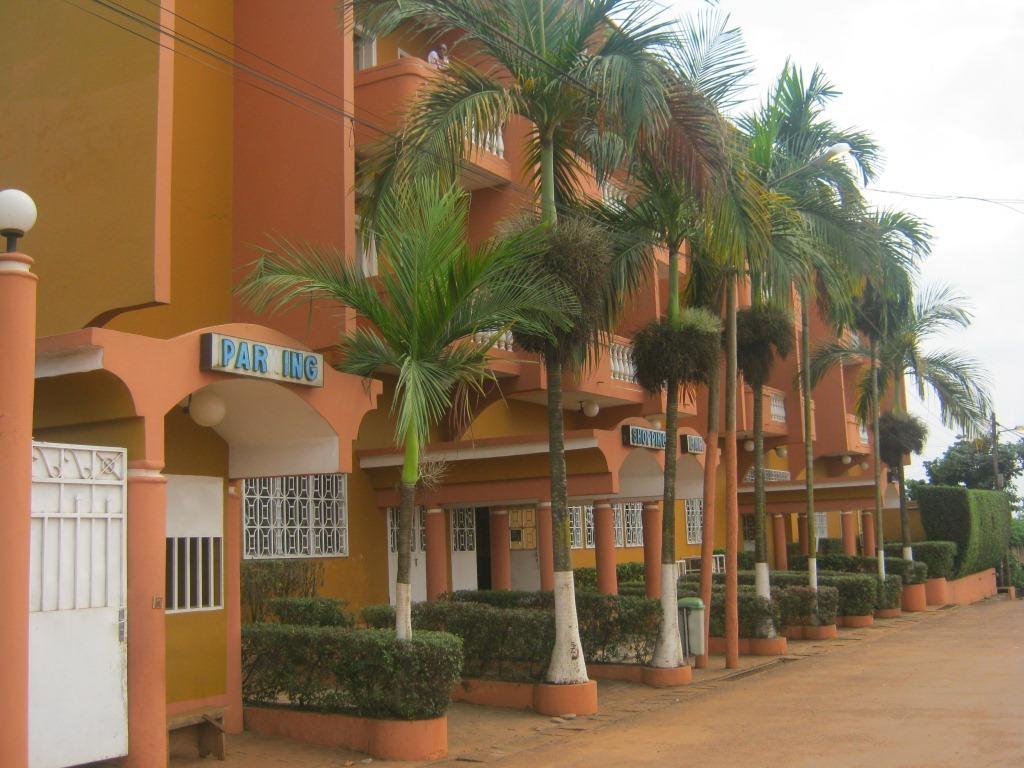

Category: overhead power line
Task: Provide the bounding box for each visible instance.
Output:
[870,188,1024,217]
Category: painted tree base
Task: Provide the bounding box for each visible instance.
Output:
[838,614,875,628]
[586,663,691,688]
[243,706,447,761]
[533,680,599,716]
[901,583,928,612]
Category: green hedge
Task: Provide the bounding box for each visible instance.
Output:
[882,541,957,580]
[917,486,1011,578]
[715,548,755,570]
[686,570,879,616]
[242,624,462,720]
[362,590,661,678]
[876,575,904,610]
[789,553,927,585]
[573,561,651,591]
[776,585,839,626]
[267,597,352,627]
[678,584,779,639]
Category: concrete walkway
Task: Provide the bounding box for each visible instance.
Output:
[175,597,1024,767]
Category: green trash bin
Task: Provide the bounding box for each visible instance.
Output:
[678,597,705,657]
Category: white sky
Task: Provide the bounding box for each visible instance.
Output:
[668,0,1024,478]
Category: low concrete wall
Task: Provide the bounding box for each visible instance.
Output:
[947,568,998,606]
[708,636,789,655]
[451,678,599,715]
[243,706,447,761]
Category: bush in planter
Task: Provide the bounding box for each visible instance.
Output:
[714,548,755,570]
[574,567,598,591]
[242,624,462,720]
[690,570,877,617]
[617,561,646,583]
[448,589,551,609]
[268,597,352,627]
[789,552,928,585]
[241,559,325,623]
[883,541,957,580]
[679,584,779,639]
[917,486,1011,577]
[876,575,904,610]
[617,581,646,597]
[575,591,661,664]
[776,585,839,626]
[573,562,646,592]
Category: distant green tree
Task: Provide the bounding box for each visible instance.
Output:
[923,435,1024,511]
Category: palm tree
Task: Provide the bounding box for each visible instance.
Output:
[355,0,732,684]
[742,63,880,603]
[811,209,930,578]
[821,283,991,559]
[236,179,574,638]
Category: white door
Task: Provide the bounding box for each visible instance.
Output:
[449,507,478,591]
[29,442,128,768]
[387,507,427,604]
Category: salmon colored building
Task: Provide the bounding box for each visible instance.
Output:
[0,2,900,766]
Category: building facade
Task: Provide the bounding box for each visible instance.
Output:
[0,2,901,766]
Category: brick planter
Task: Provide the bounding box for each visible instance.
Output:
[925,577,950,606]
[901,582,928,612]
[451,679,534,710]
[243,706,447,761]
[533,680,598,716]
[874,607,902,619]
[783,624,839,640]
[587,663,692,688]
[838,614,874,628]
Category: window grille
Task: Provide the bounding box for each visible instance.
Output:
[584,505,595,548]
[770,393,787,422]
[743,466,792,483]
[621,502,644,548]
[450,507,476,552]
[568,505,584,549]
[742,514,757,543]
[613,505,625,547]
[685,498,704,545]
[165,536,223,612]
[243,474,348,559]
[387,506,426,553]
[815,510,828,541]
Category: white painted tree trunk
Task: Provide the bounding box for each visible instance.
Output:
[877,553,887,579]
[652,562,685,668]
[395,582,412,640]
[808,557,818,592]
[903,546,913,561]
[753,560,776,638]
[546,571,589,684]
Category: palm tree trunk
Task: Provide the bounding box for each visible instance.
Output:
[894,385,913,561]
[653,376,684,667]
[870,338,886,580]
[544,353,588,683]
[800,296,819,610]
[696,355,720,670]
[724,278,740,668]
[396,426,420,640]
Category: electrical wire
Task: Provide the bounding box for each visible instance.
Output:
[870,188,1024,217]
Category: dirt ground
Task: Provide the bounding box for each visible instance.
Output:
[174,597,1024,767]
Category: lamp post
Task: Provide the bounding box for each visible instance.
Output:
[0,188,38,768]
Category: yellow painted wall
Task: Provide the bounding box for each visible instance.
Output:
[109,0,235,338]
[163,408,231,705]
[0,0,161,335]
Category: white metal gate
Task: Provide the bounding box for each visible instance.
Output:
[387,506,427,604]
[29,442,128,768]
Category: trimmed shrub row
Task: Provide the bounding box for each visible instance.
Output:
[687,570,884,616]
[882,541,957,580]
[876,575,904,610]
[242,624,462,720]
[789,553,928,585]
[267,597,353,627]
[573,561,650,591]
[678,584,779,639]
[917,486,1011,577]
[776,585,839,626]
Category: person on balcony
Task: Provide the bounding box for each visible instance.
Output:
[427,44,450,69]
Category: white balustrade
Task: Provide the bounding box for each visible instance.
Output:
[474,329,514,352]
[471,128,505,158]
[610,342,637,383]
[770,392,786,422]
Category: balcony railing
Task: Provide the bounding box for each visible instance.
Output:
[470,129,505,159]
[609,341,637,382]
[770,392,786,422]
[474,329,514,352]
[859,421,869,443]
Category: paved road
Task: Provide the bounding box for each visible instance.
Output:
[175,598,1024,768]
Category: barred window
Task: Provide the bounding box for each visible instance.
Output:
[622,502,644,548]
[685,498,704,545]
[387,506,426,553]
[165,536,223,612]
[568,505,584,549]
[450,507,476,552]
[613,505,625,547]
[584,505,595,548]
[815,510,828,541]
[742,513,757,543]
[243,474,347,559]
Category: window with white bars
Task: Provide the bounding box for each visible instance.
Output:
[584,506,595,548]
[770,393,786,422]
[242,474,348,559]
[613,506,625,547]
[685,498,704,545]
[568,505,584,549]
[165,536,223,612]
[354,27,377,71]
[621,502,644,548]
[387,507,427,553]
[742,514,757,543]
[450,507,476,552]
[815,510,828,541]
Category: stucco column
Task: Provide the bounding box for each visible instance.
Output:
[594,501,617,595]
[841,510,858,555]
[861,510,877,557]
[425,507,448,601]
[489,508,511,590]
[0,252,36,768]
[224,481,243,734]
[772,513,789,571]
[536,501,554,591]
[642,501,662,599]
[797,513,809,556]
[123,462,169,768]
